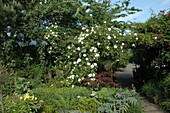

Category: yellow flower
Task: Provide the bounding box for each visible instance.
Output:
[24,93,30,101]
[31,95,35,100]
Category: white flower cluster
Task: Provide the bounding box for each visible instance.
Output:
[91,91,98,98]
[88,73,96,77]
[107,35,112,40]
[90,46,98,52]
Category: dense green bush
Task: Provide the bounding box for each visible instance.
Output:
[3,93,42,113]
[141,82,161,99]
[75,97,99,113]
[32,86,92,111]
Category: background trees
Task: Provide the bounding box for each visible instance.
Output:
[130,10,170,81]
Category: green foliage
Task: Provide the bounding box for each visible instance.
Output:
[141,73,170,112]
[32,86,92,111]
[141,82,161,99]
[75,97,99,113]
[161,72,170,98]
[160,99,170,112]
[96,87,122,102]
[97,89,143,113]
[0,64,14,113]
[4,94,41,113]
[39,105,57,113]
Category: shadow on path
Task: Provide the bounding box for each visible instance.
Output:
[115,63,135,88]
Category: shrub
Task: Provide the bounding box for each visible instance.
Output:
[3,93,42,113]
[32,86,92,111]
[75,97,99,113]
[160,99,170,112]
[80,71,119,88]
[141,82,161,99]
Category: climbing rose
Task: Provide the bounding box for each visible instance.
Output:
[155,39,159,42]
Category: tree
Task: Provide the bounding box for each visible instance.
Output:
[130,10,170,81]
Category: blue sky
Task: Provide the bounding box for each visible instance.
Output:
[116,0,170,22]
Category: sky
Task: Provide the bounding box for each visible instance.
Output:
[116,0,170,22]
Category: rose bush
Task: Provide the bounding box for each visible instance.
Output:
[45,21,136,85]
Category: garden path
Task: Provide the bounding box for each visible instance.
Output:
[115,63,166,113]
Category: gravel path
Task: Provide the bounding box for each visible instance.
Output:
[115,63,166,113]
[141,97,166,113]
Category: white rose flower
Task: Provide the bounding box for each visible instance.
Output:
[77,47,80,51]
[91,91,96,96]
[154,37,157,39]
[91,78,96,81]
[72,85,75,88]
[132,44,135,47]
[85,58,89,60]
[103,21,107,23]
[122,43,125,46]
[134,33,137,36]
[94,63,97,66]
[94,49,97,53]
[77,95,81,98]
[116,41,118,43]
[91,65,94,68]
[45,36,48,39]
[83,54,87,57]
[81,41,84,44]
[108,28,111,31]
[77,58,81,63]
[87,62,91,65]
[73,61,77,64]
[114,36,116,38]
[91,27,94,32]
[114,45,118,48]
[85,34,89,37]
[78,78,81,82]
[82,27,85,30]
[107,35,111,39]
[67,46,71,49]
[88,74,93,77]
[86,29,89,32]
[90,49,93,52]
[95,53,100,57]
[97,42,101,45]
[136,37,138,40]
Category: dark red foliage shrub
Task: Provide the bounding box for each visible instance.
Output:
[80,71,120,88]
